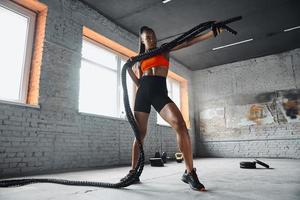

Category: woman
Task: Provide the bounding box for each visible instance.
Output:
[122,25,223,191]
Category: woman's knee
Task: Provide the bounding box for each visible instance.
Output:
[134,138,145,146]
[171,118,187,132]
[136,126,147,141]
[134,130,147,142]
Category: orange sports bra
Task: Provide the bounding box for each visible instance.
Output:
[140,54,169,73]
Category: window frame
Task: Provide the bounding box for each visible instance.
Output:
[79,36,134,118]
[168,77,182,109]
[156,70,190,129]
[0,0,36,103]
[157,76,182,126]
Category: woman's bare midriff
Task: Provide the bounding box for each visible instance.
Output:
[142,66,168,77]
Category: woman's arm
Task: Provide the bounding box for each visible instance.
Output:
[170,28,223,52]
[127,62,141,87]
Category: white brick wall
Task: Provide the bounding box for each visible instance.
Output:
[193,48,300,158]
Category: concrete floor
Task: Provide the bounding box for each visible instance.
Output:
[0,158,299,200]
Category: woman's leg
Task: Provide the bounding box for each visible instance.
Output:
[131,111,150,169]
[158,103,194,172]
[159,102,205,191]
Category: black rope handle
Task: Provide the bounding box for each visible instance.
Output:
[212,16,242,36]
[0,16,241,188]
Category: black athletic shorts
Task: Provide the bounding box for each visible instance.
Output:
[134,76,174,113]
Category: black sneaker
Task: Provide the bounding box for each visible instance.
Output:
[182,168,206,191]
[120,169,140,184]
[181,169,188,184]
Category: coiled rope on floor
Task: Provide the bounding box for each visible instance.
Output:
[0,16,241,188]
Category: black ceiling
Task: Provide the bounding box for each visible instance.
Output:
[79,0,300,70]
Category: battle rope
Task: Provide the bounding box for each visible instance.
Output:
[0,16,241,188]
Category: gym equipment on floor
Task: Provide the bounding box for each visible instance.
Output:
[175,152,183,163]
[150,151,164,167]
[240,159,270,169]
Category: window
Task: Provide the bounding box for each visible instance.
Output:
[0,1,36,103]
[157,77,181,126]
[79,37,134,118]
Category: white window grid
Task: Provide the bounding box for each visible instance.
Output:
[80,37,134,118]
[0,0,36,103]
